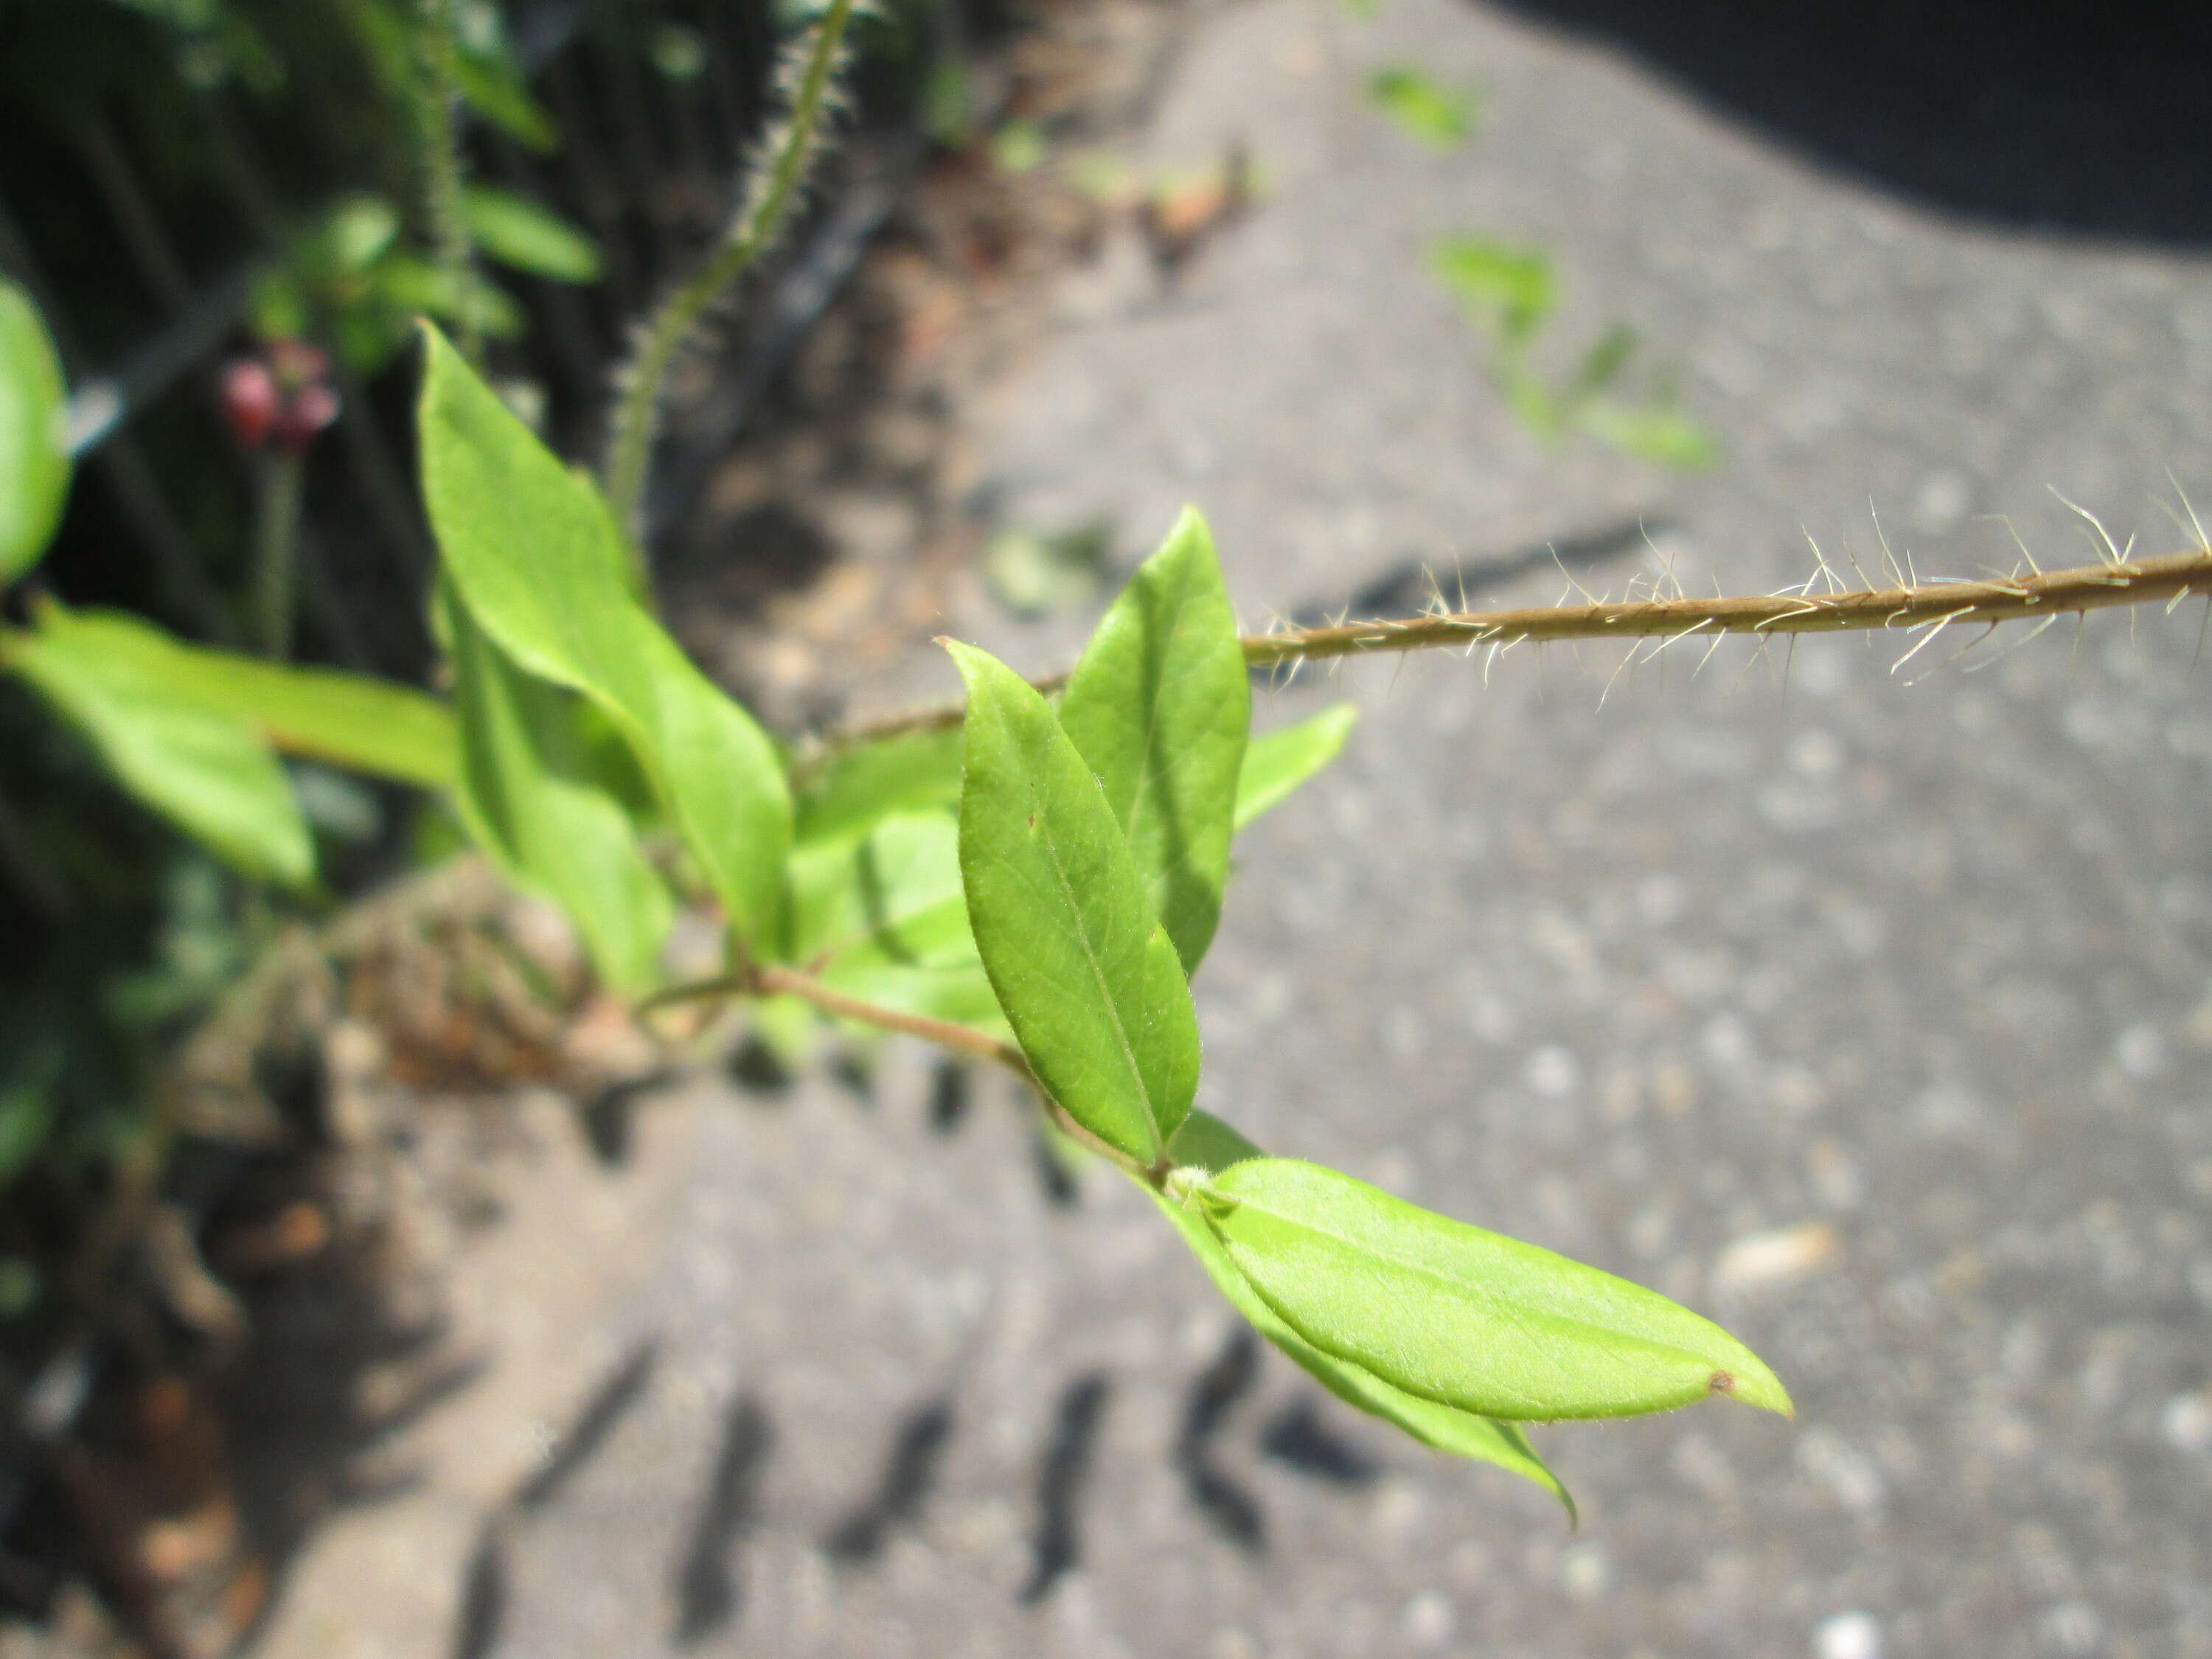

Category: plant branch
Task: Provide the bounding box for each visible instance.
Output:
[601,0,858,549]
[810,544,2212,751]
[414,0,479,365]
[250,451,304,659]
[639,960,1152,1180]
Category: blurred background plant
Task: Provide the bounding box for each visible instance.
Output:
[1344,7,1719,470]
[0,7,987,1630]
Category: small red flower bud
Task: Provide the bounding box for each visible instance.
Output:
[272,382,340,456]
[221,359,278,452]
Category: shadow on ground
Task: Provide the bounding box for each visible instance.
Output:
[1484,0,2212,247]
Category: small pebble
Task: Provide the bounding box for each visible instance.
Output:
[1402,1591,1455,1649]
[1815,1611,1883,1659]
[1558,1541,1613,1601]
[1714,1222,1840,1294]
[2160,1391,2212,1453]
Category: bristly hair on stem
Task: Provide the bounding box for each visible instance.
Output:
[414,0,479,366]
[803,543,2212,756]
[601,0,860,560]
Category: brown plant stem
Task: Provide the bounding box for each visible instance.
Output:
[639,962,1152,1180]
[809,544,2212,753]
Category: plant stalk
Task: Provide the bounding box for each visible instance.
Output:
[251,450,304,659]
[810,543,2212,751]
[414,0,479,366]
[600,0,857,552]
[640,960,1153,1182]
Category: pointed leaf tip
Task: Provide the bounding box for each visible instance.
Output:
[1711,1363,1794,1419]
[1058,507,1248,973]
[1149,1115,1576,1514]
[1205,1159,1790,1423]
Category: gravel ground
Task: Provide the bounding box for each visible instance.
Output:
[263,3,2212,1655]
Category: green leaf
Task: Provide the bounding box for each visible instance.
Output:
[1562,321,1638,411]
[786,813,1001,1032]
[0,1081,56,1189]
[1366,67,1480,149]
[1155,1113,1573,1514]
[793,725,964,849]
[452,25,557,152]
[947,641,1200,1166]
[787,810,968,967]
[1578,397,1722,471]
[1429,237,1554,349]
[1057,507,1249,973]
[417,325,791,943]
[0,279,71,584]
[376,257,525,340]
[8,615,313,887]
[462,186,603,284]
[1199,1159,1791,1422]
[287,194,401,280]
[348,0,555,151]
[983,522,1112,618]
[1499,361,1565,440]
[1234,703,1356,834]
[22,606,457,790]
[444,587,672,995]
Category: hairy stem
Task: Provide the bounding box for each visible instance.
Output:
[812,544,2212,751]
[601,0,857,551]
[640,961,1152,1180]
[250,451,303,660]
[414,0,479,364]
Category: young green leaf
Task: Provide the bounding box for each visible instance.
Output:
[785,815,1001,1032]
[376,258,526,341]
[451,45,558,153]
[0,279,71,584]
[7,617,313,888]
[786,810,967,966]
[347,0,556,151]
[793,726,964,849]
[0,1081,56,1190]
[417,324,790,943]
[1579,397,1722,472]
[1366,67,1480,150]
[1155,1113,1573,1513]
[1200,1159,1791,1422]
[1429,237,1555,350]
[1234,703,1357,835]
[21,606,458,790]
[1561,321,1639,412]
[462,186,603,284]
[1057,507,1249,974]
[445,588,673,996]
[1499,361,1565,441]
[947,641,1200,1166]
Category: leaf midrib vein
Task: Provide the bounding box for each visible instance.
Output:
[1033,776,1161,1157]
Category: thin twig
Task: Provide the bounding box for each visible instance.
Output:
[639,961,1152,1180]
[250,451,304,659]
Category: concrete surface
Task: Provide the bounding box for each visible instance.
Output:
[268,1,2212,1655]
